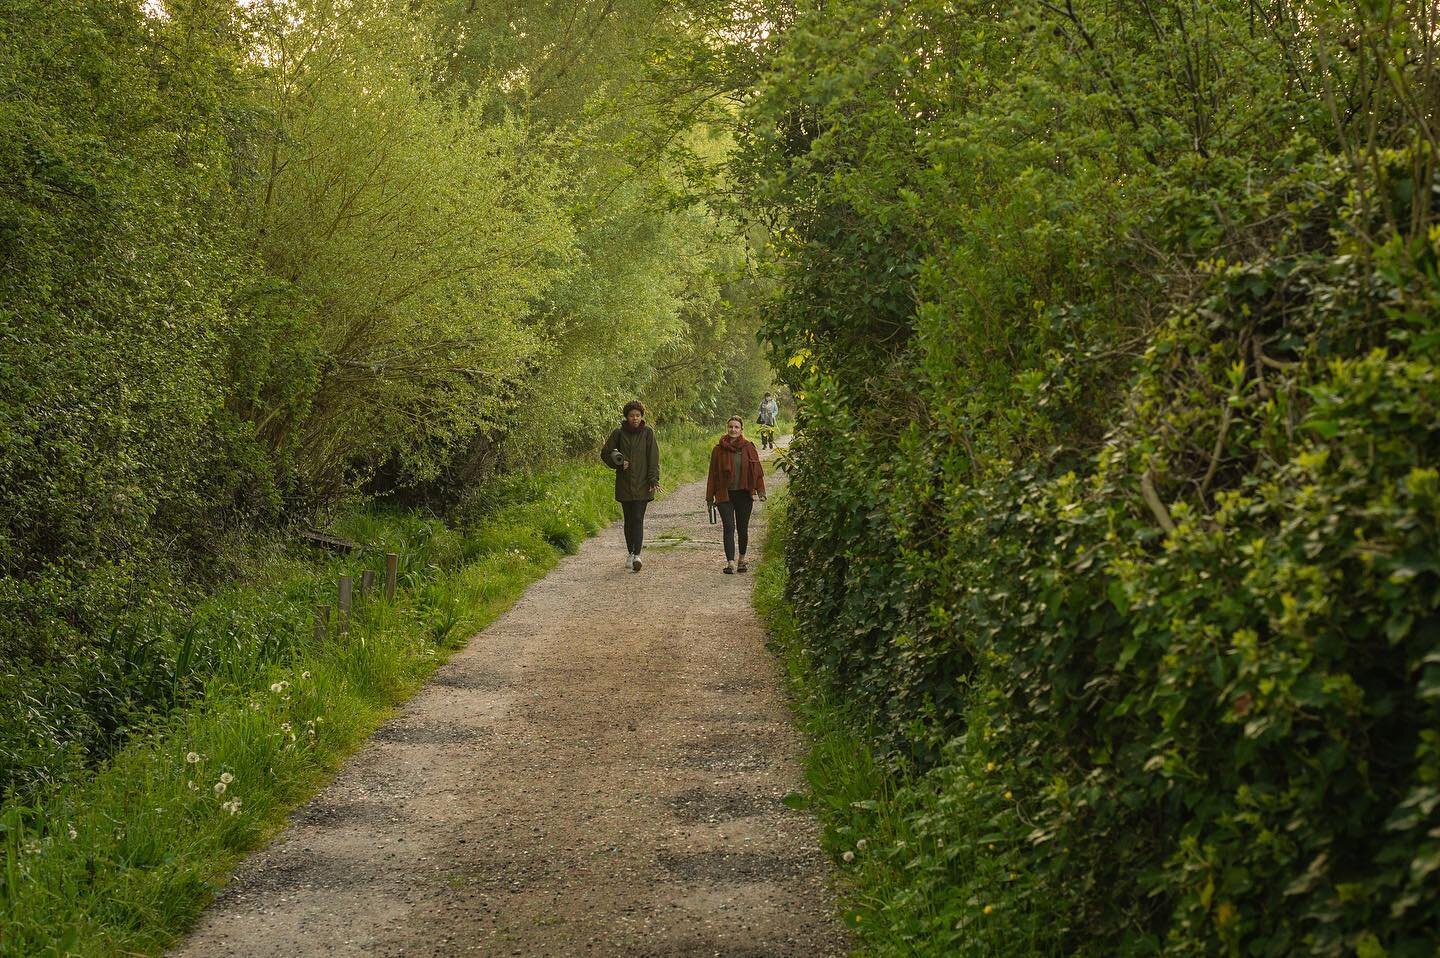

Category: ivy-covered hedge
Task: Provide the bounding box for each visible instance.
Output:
[734,0,1440,951]
[781,166,1440,954]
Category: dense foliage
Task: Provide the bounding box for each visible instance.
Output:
[732,0,1440,952]
[0,426,722,955]
[0,0,765,797]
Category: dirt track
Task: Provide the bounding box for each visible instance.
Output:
[172,451,846,957]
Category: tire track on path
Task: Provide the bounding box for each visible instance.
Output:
[172,447,846,957]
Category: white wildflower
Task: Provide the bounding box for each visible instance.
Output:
[219,772,234,784]
[213,781,227,796]
[185,751,200,764]
[842,850,856,863]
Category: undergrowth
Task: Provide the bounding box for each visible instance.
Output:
[756,490,1065,956]
[0,425,717,957]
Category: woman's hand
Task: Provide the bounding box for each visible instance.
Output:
[622,460,630,470]
[759,494,767,502]
[649,483,660,494]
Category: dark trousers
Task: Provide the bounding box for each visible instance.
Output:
[717,490,754,561]
[621,499,648,553]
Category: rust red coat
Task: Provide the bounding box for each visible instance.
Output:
[706,436,766,503]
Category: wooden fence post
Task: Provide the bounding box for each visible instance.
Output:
[338,575,353,634]
[385,553,399,601]
[360,569,375,598]
[313,604,330,643]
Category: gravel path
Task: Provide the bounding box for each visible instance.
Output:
[172,449,846,957]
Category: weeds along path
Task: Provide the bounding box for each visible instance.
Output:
[172,446,845,957]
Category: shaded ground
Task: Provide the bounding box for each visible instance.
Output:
[172,447,844,957]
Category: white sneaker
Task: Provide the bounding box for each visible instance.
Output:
[632,553,643,572]
[625,552,634,570]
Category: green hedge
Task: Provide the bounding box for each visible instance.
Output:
[779,179,1440,953]
[733,0,1440,951]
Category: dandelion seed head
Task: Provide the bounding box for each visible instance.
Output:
[214,781,227,796]
[220,772,234,784]
[185,751,201,764]
[842,850,855,863]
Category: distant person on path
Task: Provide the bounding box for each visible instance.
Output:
[601,400,660,572]
[756,392,780,450]
[706,416,767,574]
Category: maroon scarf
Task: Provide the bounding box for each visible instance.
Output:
[621,418,647,434]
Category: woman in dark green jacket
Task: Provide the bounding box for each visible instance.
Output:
[600,400,660,572]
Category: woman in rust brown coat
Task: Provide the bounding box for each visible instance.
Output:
[705,415,767,574]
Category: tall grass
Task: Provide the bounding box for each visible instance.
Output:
[755,490,1063,957]
[0,426,716,957]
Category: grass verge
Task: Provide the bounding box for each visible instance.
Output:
[754,489,1062,958]
[0,426,717,957]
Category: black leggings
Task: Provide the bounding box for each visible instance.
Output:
[717,490,754,561]
[621,499,648,553]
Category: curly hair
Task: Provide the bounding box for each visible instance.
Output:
[622,400,646,417]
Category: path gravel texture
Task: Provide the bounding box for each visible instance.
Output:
[172,449,847,957]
